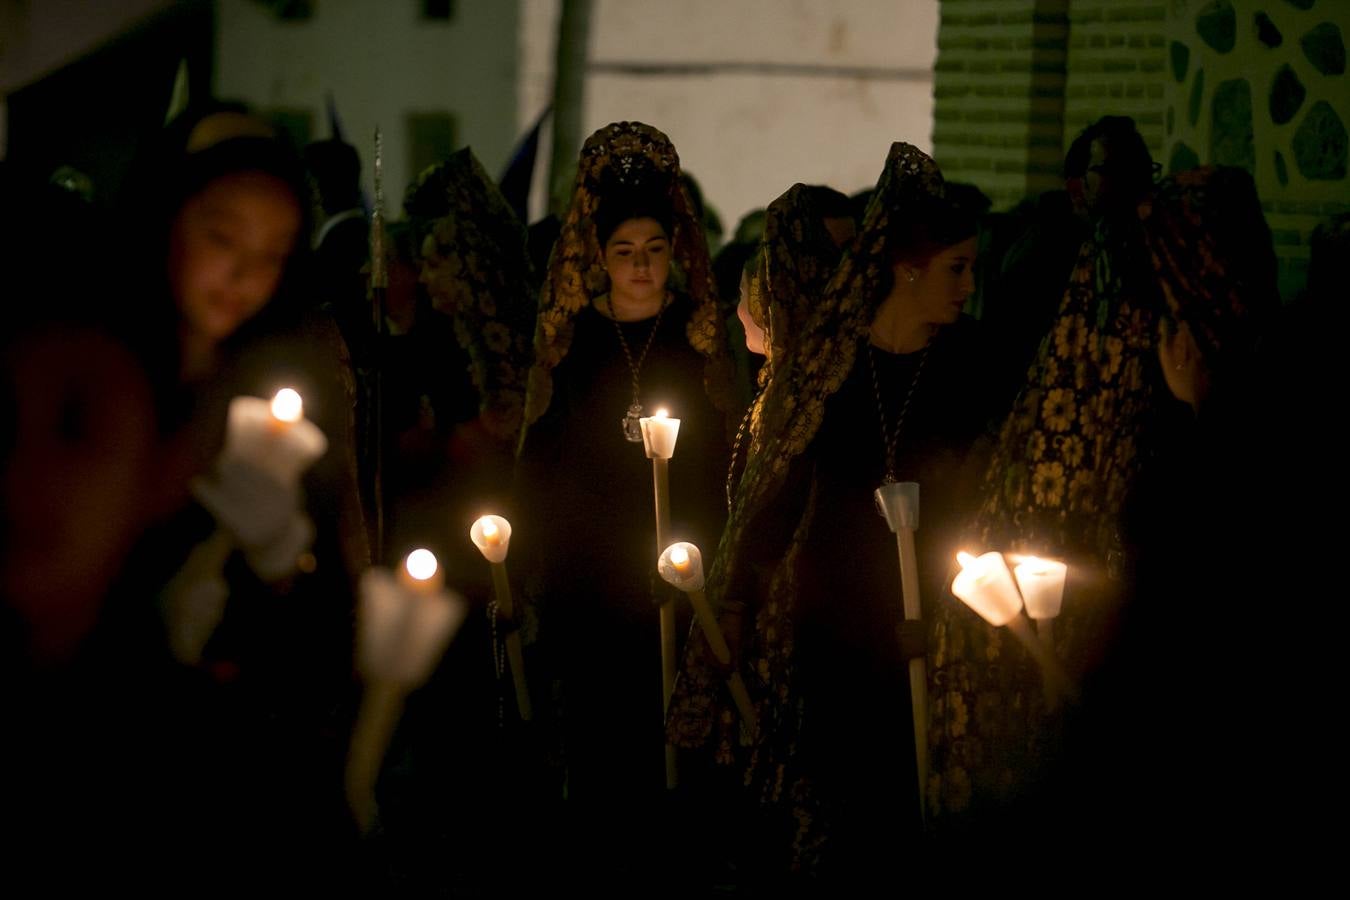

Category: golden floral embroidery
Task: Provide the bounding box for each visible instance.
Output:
[405,149,537,442]
[1027,432,1047,461]
[1054,313,1088,358]
[1041,388,1076,432]
[1031,460,1066,506]
[1067,468,1095,512]
[1059,434,1085,468]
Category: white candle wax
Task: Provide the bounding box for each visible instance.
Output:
[639,408,681,460]
[874,481,921,533]
[357,565,465,687]
[950,551,1024,627]
[221,391,327,485]
[658,542,705,593]
[1012,556,1068,621]
[469,515,512,564]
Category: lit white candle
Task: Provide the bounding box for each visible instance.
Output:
[189,386,325,588]
[639,408,681,460]
[641,409,681,788]
[658,542,705,592]
[219,389,327,486]
[950,551,1024,627]
[1012,556,1067,621]
[469,514,512,565]
[950,550,1079,708]
[468,515,530,721]
[349,559,466,832]
[270,387,304,426]
[400,548,444,594]
[657,542,756,738]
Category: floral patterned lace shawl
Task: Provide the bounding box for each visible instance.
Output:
[404,148,538,443]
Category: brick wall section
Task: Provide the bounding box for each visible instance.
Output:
[1063,1,1168,160]
[932,0,1069,210]
[933,0,1166,209]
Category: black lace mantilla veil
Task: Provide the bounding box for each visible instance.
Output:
[404,148,538,443]
[744,182,846,387]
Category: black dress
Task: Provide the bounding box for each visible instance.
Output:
[516,293,728,805]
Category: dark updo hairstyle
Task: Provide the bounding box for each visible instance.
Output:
[888,190,980,268]
[594,176,675,247]
[1074,115,1159,200]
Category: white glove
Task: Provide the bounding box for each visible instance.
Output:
[192,458,299,548]
[191,459,313,581]
[241,511,315,583]
[160,531,233,665]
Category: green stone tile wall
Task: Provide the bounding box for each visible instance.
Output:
[1165,0,1349,300]
[1063,1,1169,162]
[932,0,1348,298]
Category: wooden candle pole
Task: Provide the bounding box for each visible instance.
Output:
[652,455,678,789]
[490,560,532,722]
[1005,613,1077,710]
[876,482,929,827]
[345,680,405,834]
[469,517,531,723]
[895,526,929,827]
[659,543,756,742]
[347,554,465,834]
[686,586,757,737]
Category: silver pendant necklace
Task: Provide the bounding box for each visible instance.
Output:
[610,296,667,442]
[866,343,929,486]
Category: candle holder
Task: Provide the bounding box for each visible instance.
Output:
[873,481,929,826]
[658,543,757,739]
[951,550,1077,707]
[176,390,326,660]
[220,389,327,487]
[1011,554,1067,653]
[639,408,681,790]
[347,550,466,832]
[470,515,531,722]
[638,408,680,461]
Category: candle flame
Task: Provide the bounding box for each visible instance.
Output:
[405,548,438,581]
[481,518,499,541]
[271,388,303,423]
[670,545,689,567]
[654,408,669,419]
[957,551,977,569]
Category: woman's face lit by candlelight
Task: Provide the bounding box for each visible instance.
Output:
[167,170,302,344]
[895,236,978,328]
[603,217,670,315]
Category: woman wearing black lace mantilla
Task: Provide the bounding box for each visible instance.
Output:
[668,143,1000,883]
[514,122,737,875]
